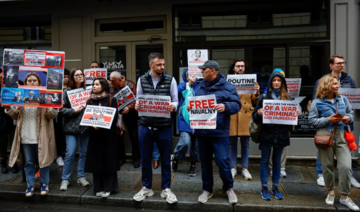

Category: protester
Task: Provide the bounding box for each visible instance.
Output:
[4,72,58,197]
[171,68,200,176]
[109,71,141,168]
[308,74,359,211]
[60,68,90,191]
[312,55,360,188]
[252,70,300,200]
[63,68,70,89]
[228,60,259,180]
[187,60,241,204]
[90,61,100,68]
[133,52,178,204]
[84,78,120,198]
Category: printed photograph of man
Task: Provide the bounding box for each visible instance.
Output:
[89,112,98,120]
[97,114,104,122]
[29,56,43,65]
[194,50,201,61]
[24,90,39,103]
[4,67,19,88]
[11,91,22,102]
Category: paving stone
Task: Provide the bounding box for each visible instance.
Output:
[233,181,262,194]
[118,172,141,189]
[282,182,326,197]
[170,181,202,194]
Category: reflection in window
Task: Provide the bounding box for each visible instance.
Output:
[212,49,244,76]
[99,46,127,78]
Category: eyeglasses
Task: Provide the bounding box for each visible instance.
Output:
[334,62,346,66]
[74,74,84,78]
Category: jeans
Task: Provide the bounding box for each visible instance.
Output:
[260,144,284,186]
[316,152,354,177]
[174,131,199,163]
[153,143,159,160]
[198,136,233,193]
[62,134,89,181]
[22,144,50,187]
[228,136,250,168]
[139,126,172,189]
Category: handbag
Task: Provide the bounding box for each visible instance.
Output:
[249,94,266,143]
[314,101,338,148]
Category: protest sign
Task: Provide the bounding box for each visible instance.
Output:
[80,105,117,129]
[67,86,92,109]
[137,95,171,118]
[187,49,208,79]
[262,100,299,125]
[113,86,136,111]
[84,68,107,85]
[188,94,217,129]
[227,74,257,94]
[286,78,301,98]
[1,49,65,108]
[339,88,360,109]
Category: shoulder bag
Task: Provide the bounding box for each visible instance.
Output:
[314,100,338,148]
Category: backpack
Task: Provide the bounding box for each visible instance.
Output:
[249,94,266,143]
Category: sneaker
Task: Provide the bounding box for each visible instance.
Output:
[171,155,178,172]
[35,170,40,179]
[133,186,154,202]
[231,168,237,179]
[351,177,360,188]
[60,180,70,191]
[242,168,252,180]
[325,193,335,205]
[271,186,283,200]
[160,188,178,204]
[270,170,273,176]
[56,156,64,166]
[77,177,89,186]
[340,197,360,211]
[96,191,103,197]
[188,164,196,177]
[226,188,238,204]
[102,192,111,198]
[40,184,49,196]
[261,186,271,200]
[280,170,287,178]
[317,176,325,187]
[25,186,34,197]
[198,190,213,203]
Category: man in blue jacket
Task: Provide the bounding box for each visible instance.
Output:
[171,68,200,176]
[188,60,241,204]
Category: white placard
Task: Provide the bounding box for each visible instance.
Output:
[187,49,208,79]
[227,74,257,94]
[262,100,299,125]
[84,68,107,85]
[339,88,360,109]
[286,78,302,98]
[188,94,217,129]
[67,86,92,109]
[137,95,171,118]
[113,86,136,111]
[80,105,117,129]
[190,119,217,129]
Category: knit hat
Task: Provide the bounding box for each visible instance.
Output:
[272,68,285,77]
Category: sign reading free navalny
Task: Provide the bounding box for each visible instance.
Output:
[188,94,217,129]
[262,100,299,125]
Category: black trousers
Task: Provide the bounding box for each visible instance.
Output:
[53,117,65,157]
[93,172,119,192]
[0,108,15,166]
[123,117,141,161]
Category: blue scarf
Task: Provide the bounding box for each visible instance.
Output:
[271,89,281,100]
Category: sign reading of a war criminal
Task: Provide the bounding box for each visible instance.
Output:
[113,86,136,111]
[262,100,299,125]
[80,105,117,129]
[137,95,171,118]
[67,86,92,109]
[227,74,257,94]
[339,88,360,109]
[286,78,301,98]
[188,94,217,129]
[84,68,107,85]
[187,49,208,79]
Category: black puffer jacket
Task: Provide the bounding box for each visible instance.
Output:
[252,72,292,147]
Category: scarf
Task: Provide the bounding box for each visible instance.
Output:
[90,91,109,100]
[205,73,221,91]
[271,90,281,100]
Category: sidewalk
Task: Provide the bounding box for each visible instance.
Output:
[1,160,360,212]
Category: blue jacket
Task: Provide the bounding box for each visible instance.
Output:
[178,69,200,133]
[195,73,241,137]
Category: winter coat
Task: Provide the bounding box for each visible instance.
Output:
[178,68,200,133]
[5,107,58,168]
[252,72,292,147]
[195,73,241,137]
[84,96,120,173]
[229,93,259,136]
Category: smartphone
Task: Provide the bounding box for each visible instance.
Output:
[334,113,344,118]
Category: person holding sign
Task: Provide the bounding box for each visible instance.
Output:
[3,74,59,197]
[308,74,359,211]
[133,52,178,204]
[60,68,90,191]
[187,60,241,204]
[228,59,260,180]
[252,71,300,201]
[84,78,119,198]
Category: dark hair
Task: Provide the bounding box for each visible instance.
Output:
[91,61,100,67]
[148,52,164,64]
[64,68,70,76]
[92,78,110,93]
[67,68,86,90]
[329,55,344,64]
[0,68,2,73]
[229,59,247,74]
[24,72,41,86]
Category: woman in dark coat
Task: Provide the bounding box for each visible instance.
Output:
[84,77,120,198]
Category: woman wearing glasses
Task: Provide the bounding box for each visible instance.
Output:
[60,68,90,191]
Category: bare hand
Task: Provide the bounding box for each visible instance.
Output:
[296,109,301,116]
[3,106,11,111]
[328,114,342,124]
[257,108,264,116]
[135,102,140,111]
[92,125,100,130]
[74,106,84,114]
[187,104,191,111]
[188,75,196,86]
[254,82,260,95]
[168,104,175,112]
[342,116,350,124]
[122,106,129,114]
[215,104,225,113]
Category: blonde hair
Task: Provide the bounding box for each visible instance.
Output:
[268,77,290,100]
[315,74,341,99]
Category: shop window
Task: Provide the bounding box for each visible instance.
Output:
[99,45,127,78]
